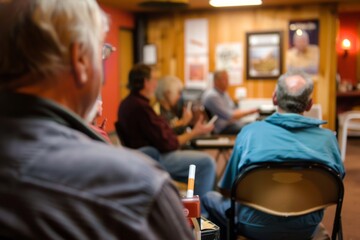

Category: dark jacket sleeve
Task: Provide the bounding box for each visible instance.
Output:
[138,104,180,153]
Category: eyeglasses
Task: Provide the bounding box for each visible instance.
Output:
[102,43,116,60]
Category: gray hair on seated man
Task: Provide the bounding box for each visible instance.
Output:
[155,75,183,101]
[275,70,314,114]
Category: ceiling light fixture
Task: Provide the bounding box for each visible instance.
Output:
[209,0,262,7]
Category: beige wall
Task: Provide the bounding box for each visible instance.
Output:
[146,4,338,129]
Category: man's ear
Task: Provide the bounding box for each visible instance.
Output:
[71,42,89,87]
[272,91,278,106]
[305,98,313,112]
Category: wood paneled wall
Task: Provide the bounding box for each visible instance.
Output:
[146,4,338,129]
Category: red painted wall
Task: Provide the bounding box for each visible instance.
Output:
[99,4,134,132]
[337,12,360,86]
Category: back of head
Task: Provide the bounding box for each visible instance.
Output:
[0,0,107,91]
[155,75,183,101]
[127,63,152,92]
[276,70,313,114]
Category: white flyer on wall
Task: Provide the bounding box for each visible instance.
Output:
[216,43,243,85]
[184,18,209,89]
[185,19,208,55]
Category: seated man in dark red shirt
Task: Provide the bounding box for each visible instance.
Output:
[117,64,216,211]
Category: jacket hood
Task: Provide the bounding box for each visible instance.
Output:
[265,112,327,129]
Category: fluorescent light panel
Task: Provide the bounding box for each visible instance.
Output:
[209,0,262,7]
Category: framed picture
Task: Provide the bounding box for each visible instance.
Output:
[246,31,283,79]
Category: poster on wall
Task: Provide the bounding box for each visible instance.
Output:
[143,44,157,65]
[184,18,209,89]
[215,43,243,85]
[246,31,282,79]
[185,55,209,89]
[287,19,320,75]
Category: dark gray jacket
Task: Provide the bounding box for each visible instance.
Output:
[0,92,193,240]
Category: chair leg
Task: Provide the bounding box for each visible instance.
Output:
[227,203,236,240]
[332,206,343,240]
[338,218,343,240]
[215,150,222,162]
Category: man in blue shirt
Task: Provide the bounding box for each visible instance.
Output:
[201,70,258,134]
[202,71,345,240]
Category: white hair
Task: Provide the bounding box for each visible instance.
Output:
[155,75,183,101]
[0,0,108,89]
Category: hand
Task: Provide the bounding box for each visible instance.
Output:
[180,107,193,126]
[249,108,260,114]
[191,115,214,136]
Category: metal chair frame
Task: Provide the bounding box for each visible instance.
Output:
[227,161,344,240]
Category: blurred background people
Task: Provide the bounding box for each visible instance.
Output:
[202,70,259,135]
[0,0,193,239]
[89,96,160,161]
[286,30,319,75]
[117,64,216,212]
[155,75,193,135]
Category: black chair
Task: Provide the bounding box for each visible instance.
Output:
[227,161,344,240]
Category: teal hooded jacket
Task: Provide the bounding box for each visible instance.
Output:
[220,112,344,230]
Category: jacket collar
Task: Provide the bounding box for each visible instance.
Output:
[265,112,327,129]
[0,92,106,142]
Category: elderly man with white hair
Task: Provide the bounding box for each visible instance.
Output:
[155,75,193,135]
[0,0,193,239]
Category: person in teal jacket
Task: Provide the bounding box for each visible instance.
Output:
[203,70,345,240]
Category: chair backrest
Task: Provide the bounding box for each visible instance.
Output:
[228,161,344,240]
[338,111,360,161]
[231,162,343,216]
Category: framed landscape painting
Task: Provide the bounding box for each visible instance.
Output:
[246,31,283,79]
